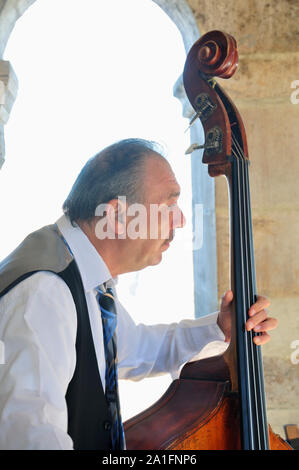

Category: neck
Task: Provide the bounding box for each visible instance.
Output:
[76,219,132,278]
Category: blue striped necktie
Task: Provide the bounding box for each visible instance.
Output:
[96,284,125,450]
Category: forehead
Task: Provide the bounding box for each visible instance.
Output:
[142,155,180,202]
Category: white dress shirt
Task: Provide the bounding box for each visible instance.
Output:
[0,214,225,450]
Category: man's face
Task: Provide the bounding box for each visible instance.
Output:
[125,154,186,271]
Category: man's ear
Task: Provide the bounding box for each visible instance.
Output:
[106,198,127,238]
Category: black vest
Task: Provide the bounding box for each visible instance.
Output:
[0,224,111,450]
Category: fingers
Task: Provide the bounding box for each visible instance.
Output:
[219,291,278,347]
[253,332,271,345]
[246,295,277,346]
[253,316,278,333]
[246,310,278,332]
[222,292,270,316]
[246,309,267,330]
[248,295,270,317]
[246,305,278,347]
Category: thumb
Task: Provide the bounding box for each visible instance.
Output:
[221,290,233,311]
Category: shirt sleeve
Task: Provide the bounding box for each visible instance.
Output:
[116,298,227,382]
[0,272,77,450]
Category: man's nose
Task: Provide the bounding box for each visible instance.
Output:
[173,206,186,229]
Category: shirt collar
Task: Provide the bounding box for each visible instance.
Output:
[56,214,114,293]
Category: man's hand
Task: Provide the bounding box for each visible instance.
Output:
[217,290,278,345]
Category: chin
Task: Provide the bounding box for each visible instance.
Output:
[149,253,163,267]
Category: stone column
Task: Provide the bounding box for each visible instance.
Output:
[173,74,218,318]
[0,60,18,167]
[187,0,299,436]
[154,0,219,316]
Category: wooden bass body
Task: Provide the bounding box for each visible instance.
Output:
[124,355,291,450]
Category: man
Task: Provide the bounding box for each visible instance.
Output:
[0,139,276,450]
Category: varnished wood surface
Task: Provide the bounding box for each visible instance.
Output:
[124,356,229,450]
[124,356,293,450]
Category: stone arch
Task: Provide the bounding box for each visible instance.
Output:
[0,1,199,60]
[0,0,200,165]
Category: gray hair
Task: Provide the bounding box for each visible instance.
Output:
[63,138,165,225]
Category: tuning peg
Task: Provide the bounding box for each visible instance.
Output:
[185,141,220,155]
[184,112,201,133]
[185,143,205,154]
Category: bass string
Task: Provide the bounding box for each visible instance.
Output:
[233,138,261,446]
[240,151,262,448]
[232,131,269,447]
[231,142,255,448]
[243,159,269,448]
[231,131,269,448]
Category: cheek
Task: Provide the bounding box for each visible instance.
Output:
[146,211,162,239]
[144,206,174,240]
[137,238,160,258]
[156,209,172,239]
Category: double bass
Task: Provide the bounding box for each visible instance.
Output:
[124,31,292,450]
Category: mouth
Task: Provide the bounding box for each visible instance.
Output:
[162,233,174,249]
[161,241,170,252]
[167,232,175,243]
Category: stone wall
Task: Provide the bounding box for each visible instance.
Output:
[187,0,299,436]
